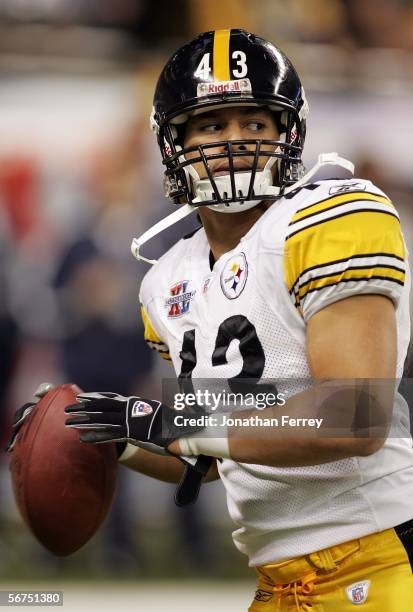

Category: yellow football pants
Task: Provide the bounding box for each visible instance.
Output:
[248,524,413,611]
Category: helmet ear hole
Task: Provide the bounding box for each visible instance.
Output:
[173,123,187,147]
[271,111,285,136]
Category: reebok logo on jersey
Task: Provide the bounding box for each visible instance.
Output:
[220,252,248,299]
[345,580,370,605]
[202,275,213,294]
[329,182,366,195]
[131,401,153,417]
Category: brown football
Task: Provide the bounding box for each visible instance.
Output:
[9,383,118,556]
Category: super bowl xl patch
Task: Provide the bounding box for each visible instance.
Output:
[345,580,371,605]
[165,280,196,318]
[220,252,248,299]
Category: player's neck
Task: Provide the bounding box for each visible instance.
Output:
[198,202,271,261]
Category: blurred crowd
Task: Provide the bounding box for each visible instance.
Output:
[256,0,413,48]
[0,0,412,581]
[0,0,412,49]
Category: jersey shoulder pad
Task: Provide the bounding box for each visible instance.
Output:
[140,303,171,362]
[283,178,406,321]
[303,177,390,202]
[140,255,172,362]
[139,237,192,363]
[139,234,193,305]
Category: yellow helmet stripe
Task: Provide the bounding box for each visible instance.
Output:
[213,29,231,81]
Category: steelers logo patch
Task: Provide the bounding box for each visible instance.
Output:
[220,252,248,299]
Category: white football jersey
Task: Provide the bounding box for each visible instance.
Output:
[139,176,413,566]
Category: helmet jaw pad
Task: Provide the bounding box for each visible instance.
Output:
[163,135,301,211]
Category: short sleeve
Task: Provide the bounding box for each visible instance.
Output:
[140,304,172,362]
[283,187,406,321]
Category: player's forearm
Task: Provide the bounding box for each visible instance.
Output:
[229,381,389,465]
[119,445,220,483]
[227,429,383,467]
[118,445,185,483]
[175,380,392,466]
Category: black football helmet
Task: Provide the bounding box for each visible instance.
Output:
[151,29,309,212]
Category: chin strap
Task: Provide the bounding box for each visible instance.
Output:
[194,168,279,214]
[192,149,280,213]
[131,203,197,263]
[289,152,354,188]
[174,455,214,506]
[131,152,354,265]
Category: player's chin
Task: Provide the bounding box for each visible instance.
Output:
[210,169,253,177]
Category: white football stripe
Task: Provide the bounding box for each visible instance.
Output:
[301,278,402,318]
[293,254,405,295]
[147,341,169,353]
[289,199,399,236]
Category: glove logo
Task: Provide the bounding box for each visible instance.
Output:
[131,401,153,417]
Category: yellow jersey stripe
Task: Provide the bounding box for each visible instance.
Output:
[295,274,405,308]
[141,305,162,344]
[295,266,405,301]
[284,210,405,293]
[141,305,171,362]
[213,29,231,81]
[290,192,393,225]
[286,207,399,242]
[288,252,405,295]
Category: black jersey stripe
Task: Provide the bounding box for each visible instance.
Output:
[288,197,395,227]
[295,275,405,308]
[291,263,406,297]
[288,252,405,295]
[291,190,392,217]
[146,339,168,347]
[286,208,399,242]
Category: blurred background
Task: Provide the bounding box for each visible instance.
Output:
[0,1,412,610]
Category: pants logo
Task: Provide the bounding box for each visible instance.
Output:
[346,580,371,605]
[254,590,272,602]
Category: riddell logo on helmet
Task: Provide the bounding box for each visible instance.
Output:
[197,79,252,97]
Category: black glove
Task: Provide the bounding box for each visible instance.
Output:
[6,382,56,452]
[65,391,205,456]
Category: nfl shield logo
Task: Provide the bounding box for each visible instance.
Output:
[131,401,153,417]
[346,580,370,605]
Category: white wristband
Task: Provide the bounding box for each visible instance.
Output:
[178,423,231,459]
[118,442,140,463]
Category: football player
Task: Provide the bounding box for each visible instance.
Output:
[10,30,413,610]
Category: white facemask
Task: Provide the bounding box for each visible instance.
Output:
[179,145,280,213]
